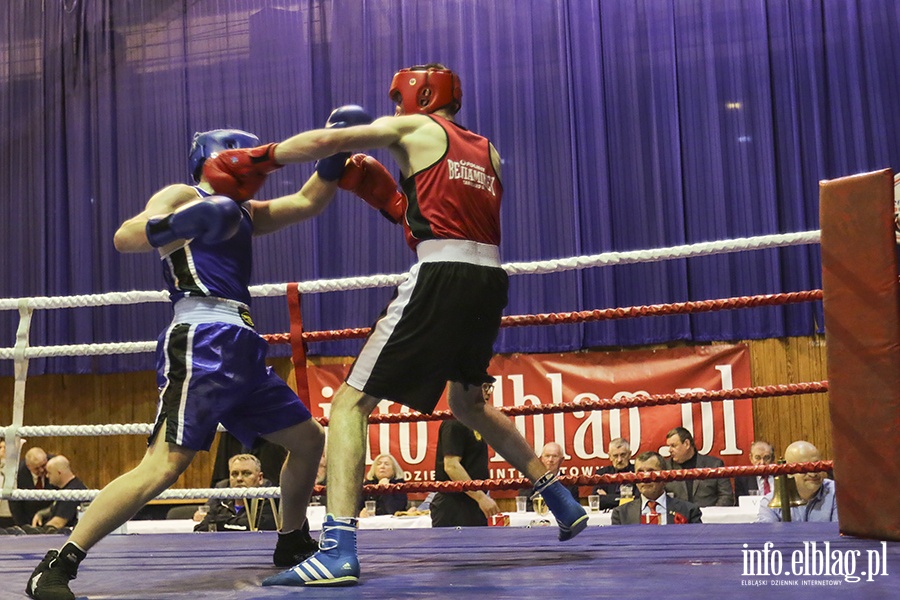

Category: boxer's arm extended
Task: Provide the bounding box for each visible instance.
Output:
[113,184,203,253]
[273,116,407,164]
[248,173,339,235]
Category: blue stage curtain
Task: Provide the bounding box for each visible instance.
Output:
[1,0,899,374]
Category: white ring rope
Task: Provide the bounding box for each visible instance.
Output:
[0,231,822,362]
[0,486,282,503]
[2,423,229,438]
[0,230,820,311]
[0,341,157,360]
[503,230,821,275]
[16,423,154,437]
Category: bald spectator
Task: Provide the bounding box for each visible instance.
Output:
[664,427,733,507]
[593,438,635,509]
[32,455,87,529]
[757,440,837,522]
[10,447,56,527]
[518,442,579,501]
[733,440,775,498]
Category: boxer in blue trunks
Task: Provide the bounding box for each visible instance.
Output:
[26,116,369,599]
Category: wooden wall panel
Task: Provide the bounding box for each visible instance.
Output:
[1,336,831,492]
[747,335,831,460]
[0,370,217,491]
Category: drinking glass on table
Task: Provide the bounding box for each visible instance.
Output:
[365,500,377,516]
[197,504,215,532]
[516,496,528,513]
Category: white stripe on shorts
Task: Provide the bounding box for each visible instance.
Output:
[175,325,196,446]
[154,326,174,427]
[346,263,421,391]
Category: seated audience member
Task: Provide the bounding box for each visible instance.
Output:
[360,453,408,516]
[611,451,701,525]
[664,427,734,507]
[0,439,14,527]
[733,440,775,498]
[10,447,55,527]
[431,420,499,527]
[31,456,87,529]
[210,431,288,486]
[518,442,579,501]
[194,454,277,532]
[593,438,635,509]
[757,440,837,523]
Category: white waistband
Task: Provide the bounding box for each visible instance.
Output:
[416,239,501,267]
[172,296,253,329]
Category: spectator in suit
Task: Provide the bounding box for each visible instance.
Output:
[757,440,837,522]
[0,439,15,527]
[431,420,499,527]
[611,451,701,525]
[664,427,733,507]
[518,442,579,501]
[593,438,635,509]
[32,456,87,529]
[194,454,277,532]
[360,453,408,516]
[733,440,775,498]
[10,447,55,527]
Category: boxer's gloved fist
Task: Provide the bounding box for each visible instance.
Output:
[203,143,282,201]
[315,105,372,181]
[146,196,242,247]
[338,154,407,224]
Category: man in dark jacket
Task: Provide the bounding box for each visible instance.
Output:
[664,427,733,507]
[10,447,55,527]
[593,438,635,509]
[195,454,277,532]
[612,451,702,525]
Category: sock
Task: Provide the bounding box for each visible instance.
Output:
[57,541,87,570]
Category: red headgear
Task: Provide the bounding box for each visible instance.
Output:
[389,66,462,115]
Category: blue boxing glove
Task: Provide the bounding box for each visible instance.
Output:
[315,105,373,181]
[146,196,242,248]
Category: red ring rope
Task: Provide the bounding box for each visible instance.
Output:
[263,289,824,345]
[340,460,835,495]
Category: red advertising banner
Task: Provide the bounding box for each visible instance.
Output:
[306,344,753,494]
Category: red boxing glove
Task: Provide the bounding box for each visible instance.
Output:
[338,154,407,224]
[202,143,283,202]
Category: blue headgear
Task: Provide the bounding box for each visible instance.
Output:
[189,129,260,183]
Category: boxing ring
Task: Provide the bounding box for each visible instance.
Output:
[2,170,899,597]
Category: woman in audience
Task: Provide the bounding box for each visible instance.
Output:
[360,454,408,516]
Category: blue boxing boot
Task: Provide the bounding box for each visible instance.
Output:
[262,514,359,587]
[533,472,589,541]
